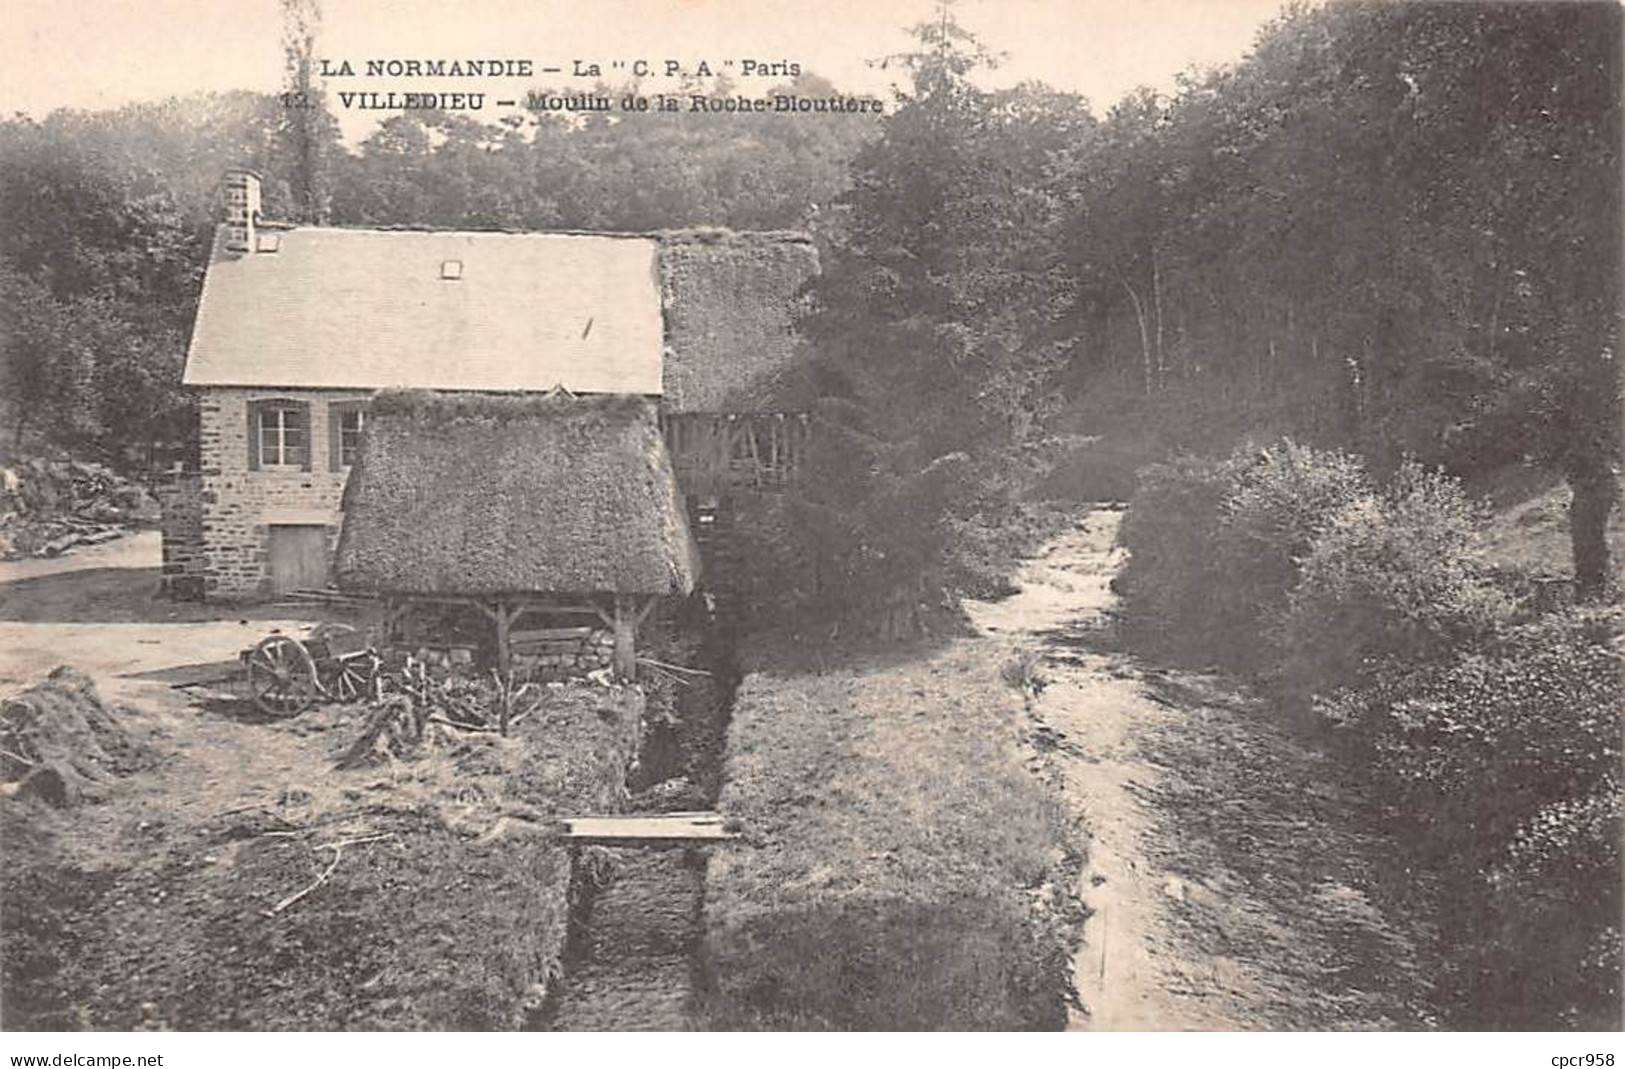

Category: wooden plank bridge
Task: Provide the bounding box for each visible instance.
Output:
[554,811,738,848]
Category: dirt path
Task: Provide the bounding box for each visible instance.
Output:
[967,508,1440,1031]
[0,529,162,582]
[0,531,350,698]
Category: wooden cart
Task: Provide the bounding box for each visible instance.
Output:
[239,622,381,717]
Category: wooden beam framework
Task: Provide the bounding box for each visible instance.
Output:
[661,411,812,497]
[380,592,657,685]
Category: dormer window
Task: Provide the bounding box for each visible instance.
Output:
[248,399,310,470]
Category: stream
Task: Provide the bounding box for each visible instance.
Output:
[967,506,1441,1030]
[548,506,1441,1030]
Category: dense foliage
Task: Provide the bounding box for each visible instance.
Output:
[738,14,1092,634]
[1117,441,1623,1027]
[1060,0,1621,595]
[1319,608,1622,1028]
[1276,463,1515,696]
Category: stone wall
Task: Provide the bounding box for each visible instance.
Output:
[156,471,205,599]
[167,386,370,600]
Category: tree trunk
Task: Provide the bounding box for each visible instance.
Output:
[1569,466,1620,603]
[1152,248,1165,391]
[1115,270,1153,397]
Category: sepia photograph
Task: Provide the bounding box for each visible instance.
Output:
[0,0,1619,1048]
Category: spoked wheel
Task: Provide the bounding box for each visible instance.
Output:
[247,634,318,718]
[309,621,357,646]
[328,654,380,703]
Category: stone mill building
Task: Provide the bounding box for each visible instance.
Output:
[161,169,818,600]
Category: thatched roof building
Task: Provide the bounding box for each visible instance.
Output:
[335,391,699,597]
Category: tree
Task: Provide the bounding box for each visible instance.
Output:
[276,0,339,224]
[1058,1,1620,594]
[0,96,268,464]
[801,4,1084,453]
[760,4,1090,633]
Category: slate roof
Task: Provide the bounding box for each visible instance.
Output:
[182,226,664,394]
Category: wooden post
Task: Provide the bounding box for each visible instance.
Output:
[611,594,636,681]
[470,598,518,735]
[483,600,509,679]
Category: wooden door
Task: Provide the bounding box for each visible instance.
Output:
[267,525,329,593]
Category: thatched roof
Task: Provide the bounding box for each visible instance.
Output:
[657,229,819,413]
[336,392,699,597]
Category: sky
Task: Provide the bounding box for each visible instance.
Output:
[3,0,1292,141]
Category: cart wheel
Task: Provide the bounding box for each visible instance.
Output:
[247,635,318,718]
[309,621,357,644]
[330,654,380,704]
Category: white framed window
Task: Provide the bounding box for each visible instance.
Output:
[248,400,309,470]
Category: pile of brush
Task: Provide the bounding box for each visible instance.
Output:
[0,667,153,806]
[0,456,159,559]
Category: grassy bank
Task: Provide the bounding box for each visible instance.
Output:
[701,640,1083,1030]
[2,680,643,1030]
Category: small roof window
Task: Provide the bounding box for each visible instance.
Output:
[256,233,281,253]
[440,259,463,280]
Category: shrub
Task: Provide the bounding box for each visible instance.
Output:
[1116,440,1369,666]
[1315,608,1624,1027]
[1274,462,1516,700]
[1318,608,1621,863]
[1117,438,1620,1026]
[1113,453,1245,660]
[1213,441,1371,666]
[737,400,975,641]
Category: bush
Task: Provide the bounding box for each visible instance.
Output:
[1118,439,1620,1027]
[1115,440,1368,666]
[736,400,975,641]
[1275,463,1516,700]
[1317,608,1621,863]
[1316,608,1623,1027]
[1213,442,1371,666]
[1113,453,1245,660]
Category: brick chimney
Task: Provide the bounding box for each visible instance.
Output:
[223,169,262,253]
